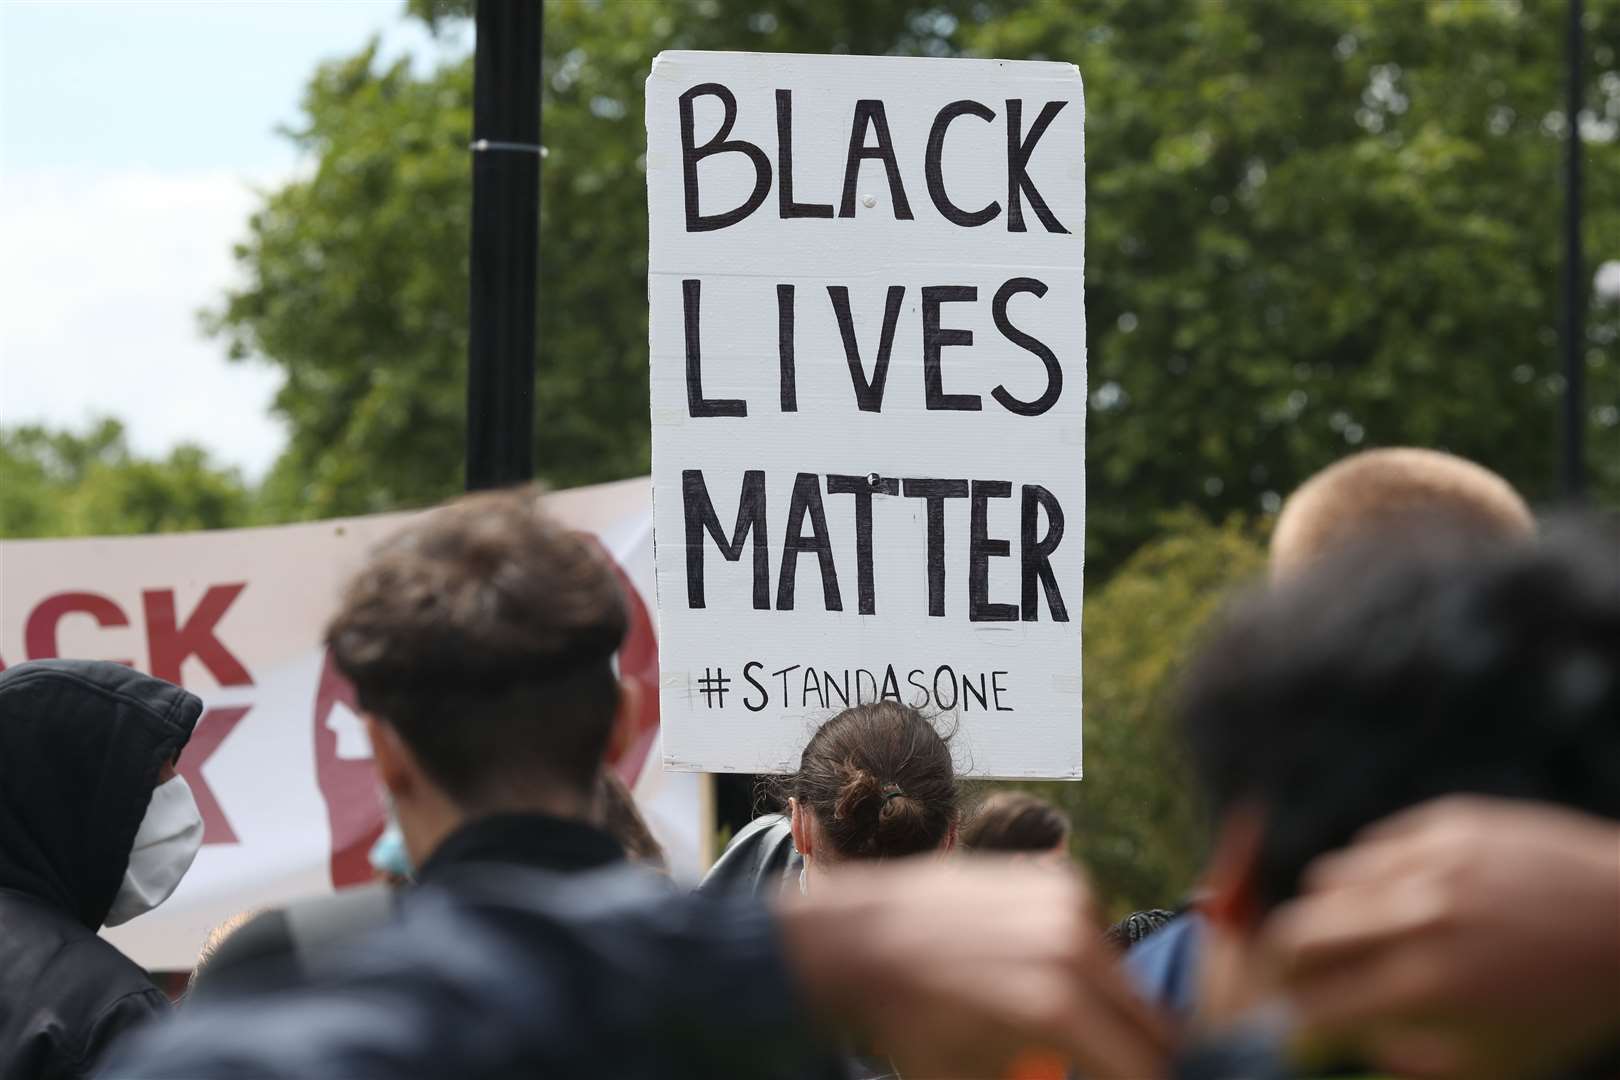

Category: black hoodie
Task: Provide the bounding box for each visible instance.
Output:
[0,659,201,1080]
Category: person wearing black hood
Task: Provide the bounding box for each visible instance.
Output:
[0,659,204,1080]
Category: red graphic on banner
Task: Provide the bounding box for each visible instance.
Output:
[311,651,385,888]
[589,539,662,787]
[177,705,250,845]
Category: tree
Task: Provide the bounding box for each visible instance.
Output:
[968,0,1620,561]
[0,420,252,538]
[213,0,1618,568]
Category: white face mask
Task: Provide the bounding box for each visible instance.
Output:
[105,774,204,927]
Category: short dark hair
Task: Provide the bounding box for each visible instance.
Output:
[960,791,1070,853]
[786,702,958,861]
[327,488,627,803]
[1179,518,1620,910]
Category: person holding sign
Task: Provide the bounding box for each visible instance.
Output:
[701,702,960,898]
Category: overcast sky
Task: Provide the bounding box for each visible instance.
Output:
[0,1,467,479]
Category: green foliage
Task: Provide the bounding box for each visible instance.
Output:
[210,0,1618,567]
[1007,511,1267,915]
[0,420,252,538]
[969,0,1620,565]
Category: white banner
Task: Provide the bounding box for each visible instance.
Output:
[0,478,705,970]
[646,52,1086,777]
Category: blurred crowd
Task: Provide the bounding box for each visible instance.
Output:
[1,446,1616,1079]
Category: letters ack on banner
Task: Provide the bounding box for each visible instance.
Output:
[646,52,1087,778]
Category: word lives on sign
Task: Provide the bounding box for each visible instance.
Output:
[647,51,1085,777]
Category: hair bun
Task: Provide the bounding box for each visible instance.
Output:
[832,762,884,823]
[874,785,921,836]
[786,702,958,861]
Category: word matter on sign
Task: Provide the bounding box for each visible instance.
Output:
[648,52,1085,779]
[682,470,1066,622]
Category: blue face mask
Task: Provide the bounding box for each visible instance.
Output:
[368,820,413,880]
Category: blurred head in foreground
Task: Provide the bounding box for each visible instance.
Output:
[785,702,959,888]
[1180,518,1620,1026]
[326,487,634,867]
[1205,447,1538,828]
[961,790,1071,863]
[1270,447,1533,581]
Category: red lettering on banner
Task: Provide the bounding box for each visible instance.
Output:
[24,592,134,665]
[143,585,253,687]
[177,706,249,845]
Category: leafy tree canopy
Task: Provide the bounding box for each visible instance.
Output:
[211,0,1618,568]
[0,419,252,538]
[971,0,1620,561]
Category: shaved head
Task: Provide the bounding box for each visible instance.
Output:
[1271,448,1533,580]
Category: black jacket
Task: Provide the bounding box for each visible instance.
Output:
[192,811,630,996]
[103,850,849,1079]
[0,660,200,1080]
[698,814,800,898]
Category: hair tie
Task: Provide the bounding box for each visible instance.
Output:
[880,783,904,802]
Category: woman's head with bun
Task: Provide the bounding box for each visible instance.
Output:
[785,702,958,879]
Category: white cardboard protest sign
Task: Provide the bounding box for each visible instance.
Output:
[0,478,705,970]
[646,52,1085,777]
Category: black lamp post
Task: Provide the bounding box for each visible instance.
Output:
[466,0,543,491]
